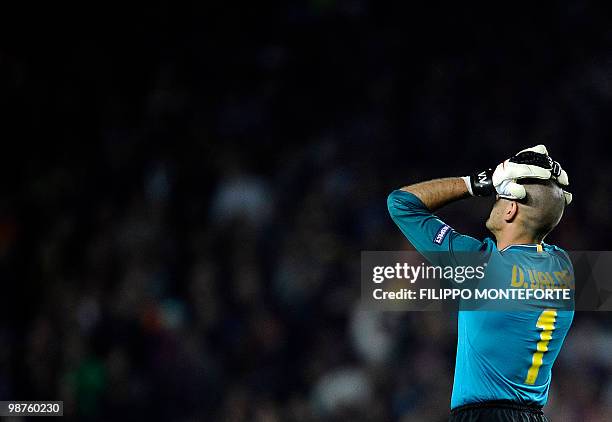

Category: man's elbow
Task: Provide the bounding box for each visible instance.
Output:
[387,189,427,219]
[387,190,405,219]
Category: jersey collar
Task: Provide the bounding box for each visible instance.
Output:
[500,244,544,253]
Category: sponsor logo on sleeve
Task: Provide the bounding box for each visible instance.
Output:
[433,225,451,245]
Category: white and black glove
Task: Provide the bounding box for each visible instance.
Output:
[463,145,572,205]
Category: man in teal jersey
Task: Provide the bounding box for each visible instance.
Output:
[387,146,573,421]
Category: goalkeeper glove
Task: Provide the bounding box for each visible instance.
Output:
[463,145,572,204]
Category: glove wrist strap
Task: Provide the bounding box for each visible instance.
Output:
[470,168,495,197]
[461,176,474,195]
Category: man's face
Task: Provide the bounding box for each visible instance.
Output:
[486,196,509,234]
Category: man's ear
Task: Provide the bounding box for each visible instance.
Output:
[503,201,518,223]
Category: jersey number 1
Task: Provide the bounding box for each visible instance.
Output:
[525,309,557,385]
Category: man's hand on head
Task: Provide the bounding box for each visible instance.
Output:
[463,145,572,205]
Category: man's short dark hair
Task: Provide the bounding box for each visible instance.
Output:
[518,179,566,241]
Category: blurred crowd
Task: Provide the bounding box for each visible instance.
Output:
[1,1,612,421]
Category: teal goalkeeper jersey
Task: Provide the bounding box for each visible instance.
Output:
[387,190,574,409]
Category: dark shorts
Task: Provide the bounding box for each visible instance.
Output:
[449,400,549,422]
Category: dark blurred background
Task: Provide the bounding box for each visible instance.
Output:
[0,2,611,421]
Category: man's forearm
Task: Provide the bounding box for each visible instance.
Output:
[400,177,470,211]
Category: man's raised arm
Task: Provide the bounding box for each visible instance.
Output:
[399,177,470,211]
[387,178,484,266]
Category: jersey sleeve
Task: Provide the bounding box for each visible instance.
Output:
[387,189,488,267]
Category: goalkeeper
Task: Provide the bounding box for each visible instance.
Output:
[387,146,574,422]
